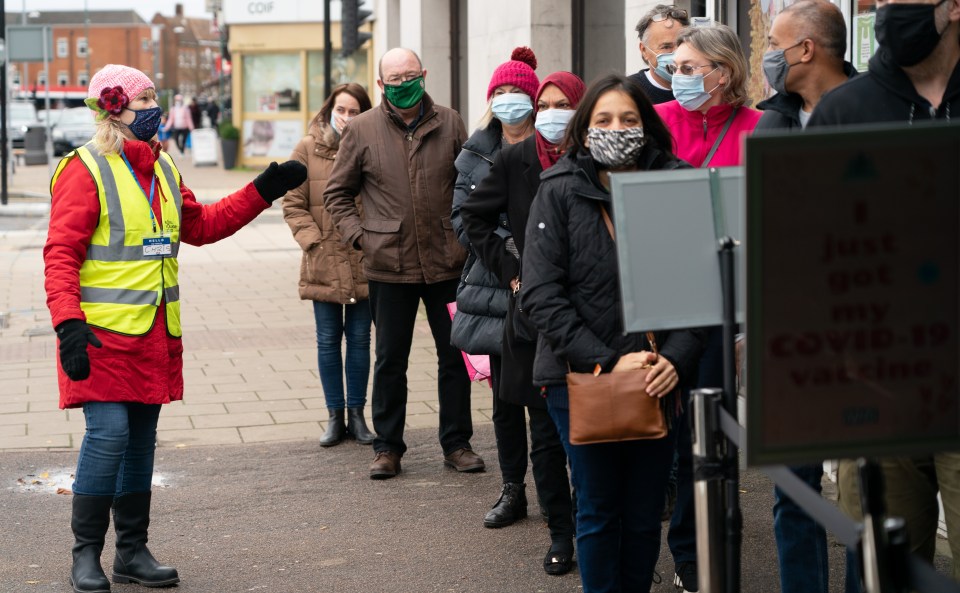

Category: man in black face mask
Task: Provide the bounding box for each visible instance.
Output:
[807,1,960,587]
[809,0,960,125]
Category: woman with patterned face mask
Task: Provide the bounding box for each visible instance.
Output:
[460,70,585,576]
[282,83,374,449]
[519,73,706,593]
[655,22,762,168]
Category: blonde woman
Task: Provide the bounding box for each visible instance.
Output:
[44,64,305,592]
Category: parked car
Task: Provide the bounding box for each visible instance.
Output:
[49,107,97,156]
[9,101,38,149]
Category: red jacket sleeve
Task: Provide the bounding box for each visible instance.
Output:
[44,156,100,328]
[176,181,271,246]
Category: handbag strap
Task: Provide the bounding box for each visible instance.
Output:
[701,107,738,168]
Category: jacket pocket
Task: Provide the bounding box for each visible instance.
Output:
[441,216,466,270]
[361,218,402,272]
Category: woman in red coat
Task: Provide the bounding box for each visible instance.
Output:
[44,64,306,593]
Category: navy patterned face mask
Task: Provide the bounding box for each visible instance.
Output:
[126,106,163,141]
[586,127,646,169]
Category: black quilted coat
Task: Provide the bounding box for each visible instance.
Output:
[520,148,706,387]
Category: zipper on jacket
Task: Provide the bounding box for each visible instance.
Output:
[702,114,708,140]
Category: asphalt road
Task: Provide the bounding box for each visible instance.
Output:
[1,423,890,593]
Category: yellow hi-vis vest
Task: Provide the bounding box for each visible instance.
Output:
[51,142,184,337]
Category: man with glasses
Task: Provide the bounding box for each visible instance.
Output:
[629,5,691,104]
[324,48,482,480]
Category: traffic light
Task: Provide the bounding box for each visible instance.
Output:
[341,0,372,58]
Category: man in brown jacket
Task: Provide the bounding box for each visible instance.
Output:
[324,47,483,480]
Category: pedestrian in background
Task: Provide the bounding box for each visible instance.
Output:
[756,2,859,592]
[810,0,960,585]
[324,48,482,480]
[521,73,706,593]
[282,83,375,448]
[461,70,586,576]
[163,93,193,155]
[653,24,761,591]
[448,45,539,527]
[629,4,691,104]
[44,64,307,593]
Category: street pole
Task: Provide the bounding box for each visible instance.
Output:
[1,0,8,206]
[41,25,52,179]
[323,0,331,99]
[84,0,90,76]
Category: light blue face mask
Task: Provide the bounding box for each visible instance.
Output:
[491,93,534,125]
[535,109,575,144]
[651,51,675,83]
[671,67,720,111]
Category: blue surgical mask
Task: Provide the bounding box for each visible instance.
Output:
[491,93,534,125]
[535,109,575,144]
[126,106,163,142]
[652,51,675,83]
[671,68,720,111]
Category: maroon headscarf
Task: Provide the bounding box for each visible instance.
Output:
[535,71,586,171]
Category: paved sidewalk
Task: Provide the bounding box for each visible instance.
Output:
[0,157,493,452]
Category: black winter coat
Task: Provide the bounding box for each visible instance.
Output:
[449,123,510,355]
[809,49,960,126]
[521,148,705,387]
[461,134,543,407]
[756,61,859,130]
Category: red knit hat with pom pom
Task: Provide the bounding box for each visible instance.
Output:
[486,47,540,100]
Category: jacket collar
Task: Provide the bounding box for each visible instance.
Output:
[462,120,502,161]
[540,145,679,202]
[380,92,437,132]
[121,138,160,174]
[868,47,960,109]
[676,101,736,125]
[757,61,860,123]
[308,117,338,159]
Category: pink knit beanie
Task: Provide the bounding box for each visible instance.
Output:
[486,47,539,101]
[87,64,154,104]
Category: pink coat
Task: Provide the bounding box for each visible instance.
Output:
[654,100,761,167]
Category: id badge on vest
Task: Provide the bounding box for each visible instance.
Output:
[143,231,173,258]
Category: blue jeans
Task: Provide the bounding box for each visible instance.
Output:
[773,463,829,593]
[546,386,673,593]
[313,300,372,409]
[73,402,161,496]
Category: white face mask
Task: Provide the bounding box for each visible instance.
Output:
[671,67,721,111]
[534,109,575,144]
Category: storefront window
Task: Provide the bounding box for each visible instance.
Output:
[853,0,878,71]
[306,49,370,112]
[242,53,302,113]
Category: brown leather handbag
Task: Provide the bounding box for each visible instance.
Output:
[566,331,668,445]
[566,205,667,445]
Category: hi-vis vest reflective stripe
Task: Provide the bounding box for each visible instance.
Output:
[51,142,184,337]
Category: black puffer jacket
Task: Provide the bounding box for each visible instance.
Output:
[449,123,510,355]
[521,148,705,386]
[809,48,960,126]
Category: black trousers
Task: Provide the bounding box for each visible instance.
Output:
[367,279,474,456]
[172,128,190,153]
[493,394,574,541]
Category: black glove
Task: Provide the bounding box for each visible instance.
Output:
[56,319,102,381]
[253,161,308,204]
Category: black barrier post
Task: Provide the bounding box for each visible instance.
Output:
[718,236,742,593]
[857,458,912,593]
[692,388,726,592]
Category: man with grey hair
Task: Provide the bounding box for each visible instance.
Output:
[324,48,481,480]
[628,4,691,104]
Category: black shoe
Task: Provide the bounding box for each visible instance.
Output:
[674,561,699,592]
[320,409,346,447]
[346,407,375,444]
[543,539,574,576]
[111,492,180,587]
[483,483,527,528]
[70,494,113,593]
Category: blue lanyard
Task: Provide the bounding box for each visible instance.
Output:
[120,152,158,233]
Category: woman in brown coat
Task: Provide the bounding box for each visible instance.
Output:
[283,83,374,447]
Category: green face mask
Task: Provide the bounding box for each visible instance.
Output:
[383,76,425,109]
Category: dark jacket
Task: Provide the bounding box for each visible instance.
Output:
[756,61,859,130]
[449,123,509,355]
[627,69,676,105]
[323,93,468,284]
[461,134,543,407]
[520,148,705,386]
[809,49,960,126]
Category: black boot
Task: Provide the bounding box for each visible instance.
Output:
[111,492,180,587]
[346,407,375,445]
[320,409,346,447]
[483,483,527,528]
[70,494,113,593]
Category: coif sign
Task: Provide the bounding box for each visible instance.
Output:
[223,0,325,23]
